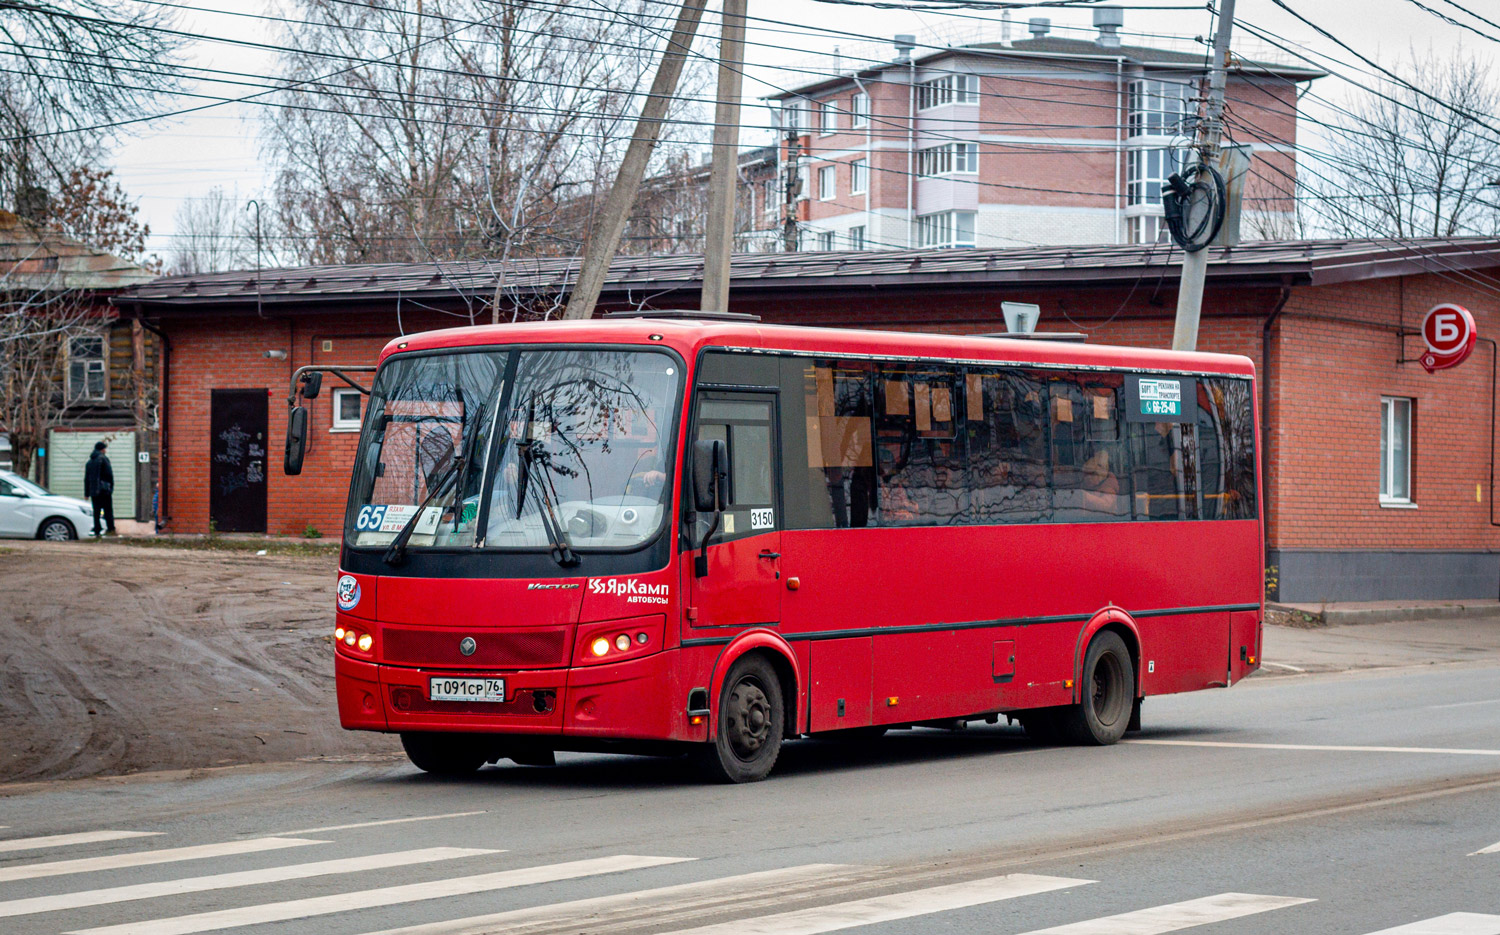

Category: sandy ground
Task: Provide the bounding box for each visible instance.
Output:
[0,540,398,783]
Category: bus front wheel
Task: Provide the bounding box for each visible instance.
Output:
[400,732,488,776]
[1059,631,1135,745]
[697,655,784,783]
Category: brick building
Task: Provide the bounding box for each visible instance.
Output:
[119,237,1500,602]
[756,13,1322,251]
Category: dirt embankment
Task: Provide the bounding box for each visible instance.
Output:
[0,541,398,783]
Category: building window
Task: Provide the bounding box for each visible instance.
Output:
[849,225,866,250]
[0,434,11,471]
[1127,215,1166,245]
[917,74,978,110]
[916,210,976,248]
[66,334,107,404]
[815,231,835,251]
[820,101,838,135]
[851,91,869,127]
[764,179,778,218]
[918,142,978,177]
[1380,396,1413,504]
[332,388,364,432]
[1126,147,1190,207]
[1128,79,1193,138]
[781,100,806,133]
[797,165,809,201]
[818,164,836,200]
[850,158,868,195]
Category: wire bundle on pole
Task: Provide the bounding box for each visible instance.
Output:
[1162,162,1226,252]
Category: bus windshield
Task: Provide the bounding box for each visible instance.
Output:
[345,347,680,553]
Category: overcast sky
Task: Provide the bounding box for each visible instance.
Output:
[106,0,1498,261]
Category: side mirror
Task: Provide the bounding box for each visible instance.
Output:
[692,438,727,513]
[284,406,309,475]
[299,371,323,400]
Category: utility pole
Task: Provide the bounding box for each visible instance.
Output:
[781,127,803,252]
[1170,0,1235,351]
[700,0,747,313]
[563,0,708,320]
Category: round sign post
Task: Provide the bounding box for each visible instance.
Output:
[1419,303,1477,373]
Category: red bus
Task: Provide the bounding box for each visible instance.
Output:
[302,314,1262,782]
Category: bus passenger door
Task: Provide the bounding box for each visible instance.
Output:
[685,392,782,634]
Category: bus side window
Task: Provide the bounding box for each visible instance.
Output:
[873,363,965,526]
[1200,378,1258,519]
[967,369,1050,524]
[1127,420,1198,521]
[697,397,776,539]
[1050,373,1127,522]
[801,360,875,528]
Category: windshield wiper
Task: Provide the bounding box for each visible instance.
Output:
[517,436,579,567]
[382,395,485,566]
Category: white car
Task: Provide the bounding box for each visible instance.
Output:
[0,469,93,540]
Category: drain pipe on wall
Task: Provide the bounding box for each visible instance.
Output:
[132,305,171,531]
[1260,283,1291,575]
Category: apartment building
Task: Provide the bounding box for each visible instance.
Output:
[760,10,1324,251]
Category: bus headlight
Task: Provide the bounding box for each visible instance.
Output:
[591,637,610,657]
[357,633,373,652]
[615,634,631,652]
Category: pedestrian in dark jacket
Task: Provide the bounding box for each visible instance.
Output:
[83,441,115,536]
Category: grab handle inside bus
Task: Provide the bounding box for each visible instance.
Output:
[692,438,728,576]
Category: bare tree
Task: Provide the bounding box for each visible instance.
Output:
[262,0,708,268]
[1311,48,1500,239]
[0,264,95,479]
[0,2,180,216]
[169,187,253,275]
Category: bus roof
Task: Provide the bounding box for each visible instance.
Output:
[380,317,1256,378]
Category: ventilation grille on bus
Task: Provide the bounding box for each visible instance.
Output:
[381,626,570,669]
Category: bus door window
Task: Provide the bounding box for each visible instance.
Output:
[1197,378,1258,520]
[966,369,1050,524]
[695,396,777,540]
[1050,373,1127,522]
[800,360,875,528]
[1127,420,1199,521]
[873,364,965,526]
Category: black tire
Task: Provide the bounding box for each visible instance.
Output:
[696,655,784,783]
[38,517,76,541]
[1057,631,1135,745]
[400,732,488,775]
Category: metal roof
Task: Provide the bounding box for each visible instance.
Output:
[1,210,156,293]
[119,238,1500,312]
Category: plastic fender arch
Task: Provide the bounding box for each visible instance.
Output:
[706,629,802,741]
[1071,607,1142,705]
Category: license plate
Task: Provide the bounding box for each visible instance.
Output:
[429,677,505,703]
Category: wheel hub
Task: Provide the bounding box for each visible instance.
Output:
[725,679,771,760]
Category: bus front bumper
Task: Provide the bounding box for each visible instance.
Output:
[335,650,679,740]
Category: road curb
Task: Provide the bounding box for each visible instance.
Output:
[1267,601,1500,626]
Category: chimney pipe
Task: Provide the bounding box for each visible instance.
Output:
[893,34,916,62]
[1093,6,1124,48]
[1027,18,1050,39]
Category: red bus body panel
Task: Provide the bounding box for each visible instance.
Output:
[334,319,1262,747]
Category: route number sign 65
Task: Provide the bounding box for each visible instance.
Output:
[1419,303,1477,373]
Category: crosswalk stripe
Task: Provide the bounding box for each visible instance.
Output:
[0,837,327,884]
[0,831,161,854]
[273,811,487,836]
[67,854,693,935]
[1127,740,1500,757]
[651,873,1092,935]
[1470,840,1500,856]
[1362,914,1500,935]
[0,846,496,918]
[1014,893,1315,934]
[357,864,859,935]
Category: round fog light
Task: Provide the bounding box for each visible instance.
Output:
[615,634,631,651]
[591,637,610,657]
[357,633,373,652]
[636,632,648,645]
[335,627,346,641]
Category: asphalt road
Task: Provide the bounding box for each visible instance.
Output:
[2,659,1498,935]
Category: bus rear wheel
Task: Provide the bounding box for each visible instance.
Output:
[697,655,784,783]
[1058,631,1135,745]
[400,732,488,776]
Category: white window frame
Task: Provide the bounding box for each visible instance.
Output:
[1380,396,1415,506]
[917,74,979,111]
[331,387,364,432]
[849,225,866,250]
[916,210,976,248]
[818,164,836,201]
[918,142,978,177]
[820,101,838,135]
[851,91,869,128]
[65,333,107,405]
[797,165,810,201]
[954,141,978,174]
[1128,78,1193,138]
[815,231,836,251]
[850,158,868,195]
